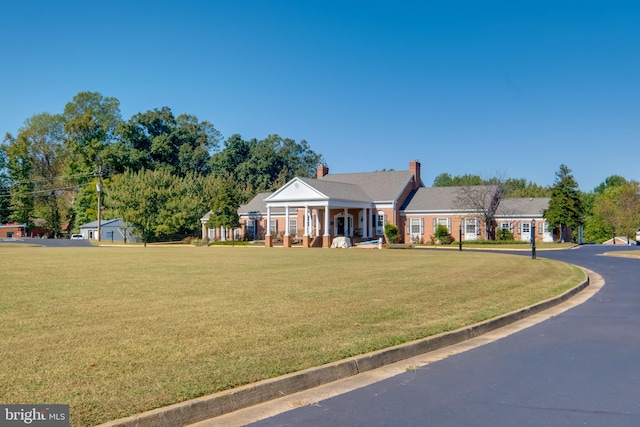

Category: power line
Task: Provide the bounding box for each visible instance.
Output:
[0,185,81,198]
[0,171,97,185]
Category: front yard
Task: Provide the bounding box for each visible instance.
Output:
[0,245,584,426]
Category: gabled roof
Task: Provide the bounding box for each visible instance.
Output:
[297,177,371,202]
[79,218,128,228]
[238,192,274,215]
[318,170,414,202]
[238,192,286,216]
[403,186,499,212]
[495,198,550,217]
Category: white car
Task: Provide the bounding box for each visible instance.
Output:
[70,234,84,240]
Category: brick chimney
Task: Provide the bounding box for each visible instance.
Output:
[317,165,329,178]
[409,160,421,190]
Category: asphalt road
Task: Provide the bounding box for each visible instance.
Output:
[246,244,640,427]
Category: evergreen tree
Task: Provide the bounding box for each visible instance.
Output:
[544,165,584,242]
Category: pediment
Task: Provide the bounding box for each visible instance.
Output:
[265,178,328,202]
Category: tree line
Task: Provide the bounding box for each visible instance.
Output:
[433,167,640,244]
[0,91,324,241]
[2,91,637,244]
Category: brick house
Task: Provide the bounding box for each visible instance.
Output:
[0,223,26,239]
[401,185,501,244]
[200,160,556,247]
[495,198,554,242]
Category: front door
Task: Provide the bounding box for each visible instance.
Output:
[521,222,531,242]
[334,215,353,236]
[337,217,345,235]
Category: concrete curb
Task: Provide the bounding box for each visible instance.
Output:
[99,275,590,427]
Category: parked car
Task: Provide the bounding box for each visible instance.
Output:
[70,234,84,240]
[636,228,640,245]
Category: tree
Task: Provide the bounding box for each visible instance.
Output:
[210,134,324,204]
[2,132,35,226]
[107,169,174,246]
[582,175,628,242]
[115,107,221,176]
[544,165,584,242]
[501,178,551,198]
[107,169,218,245]
[592,175,628,195]
[432,173,453,187]
[64,91,122,176]
[209,180,240,245]
[432,173,483,187]
[592,181,640,242]
[454,185,502,240]
[0,147,11,223]
[18,113,70,235]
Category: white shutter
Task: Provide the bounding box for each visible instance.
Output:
[447,218,452,232]
[476,219,481,235]
[433,218,437,233]
[420,218,424,235]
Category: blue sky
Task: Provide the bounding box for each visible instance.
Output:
[1,1,638,191]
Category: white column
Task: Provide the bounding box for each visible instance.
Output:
[324,206,330,236]
[363,208,368,239]
[343,208,348,236]
[284,205,290,236]
[266,206,272,236]
[368,208,373,237]
[304,206,309,236]
[316,209,320,237]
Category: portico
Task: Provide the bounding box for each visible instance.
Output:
[263,177,376,248]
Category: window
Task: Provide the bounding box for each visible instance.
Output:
[265,219,278,236]
[410,218,424,234]
[542,221,549,233]
[500,222,514,232]
[522,222,530,233]
[245,219,256,239]
[376,211,385,235]
[465,219,476,234]
[288,219,298,235]
[433,218,451,233]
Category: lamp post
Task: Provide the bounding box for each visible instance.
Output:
[531,219,536,260]
[96,180,102,242]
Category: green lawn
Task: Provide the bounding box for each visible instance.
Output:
[0,245,585,426]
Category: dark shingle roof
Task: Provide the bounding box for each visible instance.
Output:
[495,198,550,217]
[318,170,413,202]
[238,192,275,215]
[298,177,371,202]
[404,186,498,212]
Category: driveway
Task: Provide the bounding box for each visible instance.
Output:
[243,245,640,427]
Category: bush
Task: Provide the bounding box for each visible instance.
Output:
[498,228,514,241]
[435,224,450,240]
[384,223,401,243]
[440,234,456,245]
[432,224,455,245]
